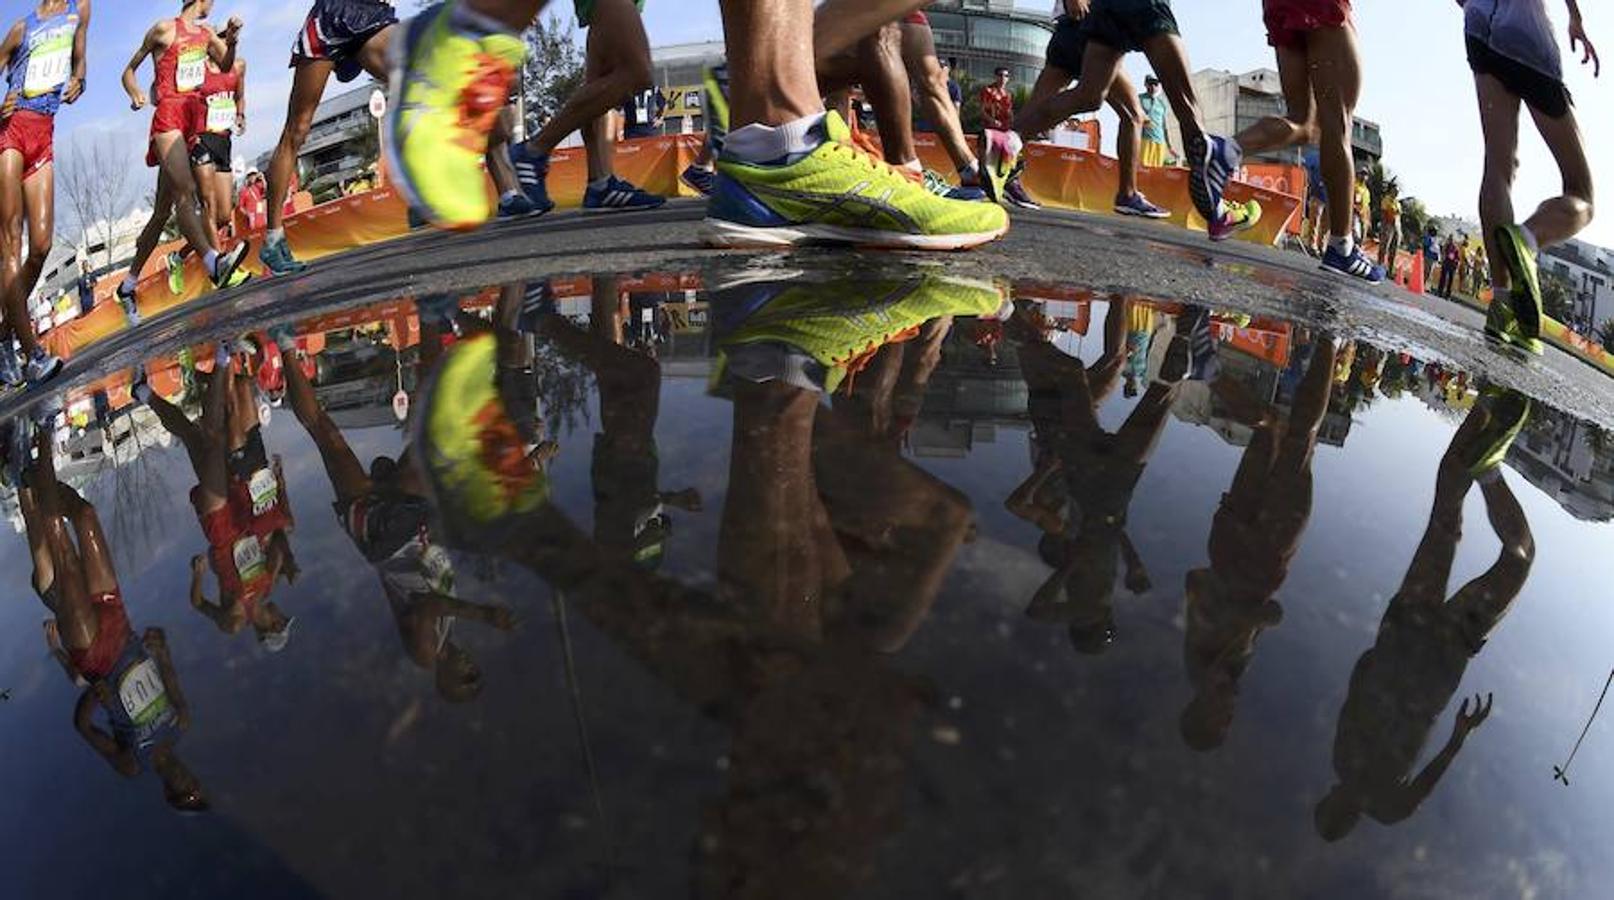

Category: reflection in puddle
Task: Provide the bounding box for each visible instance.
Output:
[3,264,1613,898]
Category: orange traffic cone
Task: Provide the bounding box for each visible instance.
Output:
[1409,252,1425,295]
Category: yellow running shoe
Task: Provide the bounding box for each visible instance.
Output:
[708,268,1008,394]
[414,333,550,541]
[386,2,524,231]
[703,112,1009,251]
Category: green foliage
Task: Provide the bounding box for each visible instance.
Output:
[1597,319,1614,353]
[1541,270,1575,323]
[520,14,585,136]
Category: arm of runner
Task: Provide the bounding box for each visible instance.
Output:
[234,58,247,135]
[121,22,160,109]
[208,16,243,72]
[42,619,87,687]
[1566,1,1599,77]
[1385,692,1492,822]
[144,627,192,732]
[0,21,24,118]
[188,554,236,634]
[413,592,519,631]
[75,687,136,774]
[64,0,90,103]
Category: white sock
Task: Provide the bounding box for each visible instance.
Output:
[1519,224,1540,255]
[724,113,828,164]
[120,275,137,293]
[204,250,220,276]
[1329,234,1354,256]
[901,159,923,174]
[501,189,522,203]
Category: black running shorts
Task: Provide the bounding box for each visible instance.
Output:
[1466,35,1572,119]
[190,131,232,170]
[1083,0,1180,53]
[1046,15,1090,74]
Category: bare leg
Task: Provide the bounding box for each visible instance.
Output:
[1106,73,1143,200]
[720,0,822,129]
[1520,103,1595,247]
[1015,43,1125,135]
[856,24,916,166]
[486,107,519,194]
[1475,74,1523,291]
[1303,26,1362,241]
[282,341,372,503]
[811,0,930,64]
[0,152,34,355]
[267,60,336,233]
[57,484,119,598]
[152,133,218,261]
[1448,474,1534,641]
[528,0,651,158]
[1231,45,1318,154]
[1139,34,1209,146]
[901,22,977,175]
[125,175,175,288]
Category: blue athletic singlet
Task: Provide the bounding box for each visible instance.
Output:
[7,0,79,117]
[102,639,183,766]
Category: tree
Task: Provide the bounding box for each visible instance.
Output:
[1597,319,1614,353]
[1399,196,1430,249]
[519,14,585,137]
[57,135,138,269]
[1541,270,1575,325]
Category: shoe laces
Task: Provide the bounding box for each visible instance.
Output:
[830,133,907,183]
[454,53,515,152]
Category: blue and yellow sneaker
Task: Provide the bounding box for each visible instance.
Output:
[704,112,1009,250]
[413,333,551,543]
[386,2,525,230]
[708,269,1008,394]
[166,252,185,295]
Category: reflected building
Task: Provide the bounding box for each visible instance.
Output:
[1507,408,1614,523]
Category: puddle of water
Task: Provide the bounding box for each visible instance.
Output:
[2,263,1612,899]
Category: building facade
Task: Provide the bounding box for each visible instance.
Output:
[1542,239,1614,335]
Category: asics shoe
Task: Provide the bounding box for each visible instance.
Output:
[1187,133,1232,225]
[1004,175,1040,210]
[922,169,987,201]
[166,252,185,295]
[1493,223,1543,342]
[386,2,525,230]
[498,192,536,218]
[1208,199,1263,242]
[708,269,1007,394]
[703,112,1008,251]
[1483,287,1545,355]
[209,242,250,289]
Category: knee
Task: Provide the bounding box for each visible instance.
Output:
[1113,101,1140,129]
[284,113,315,147]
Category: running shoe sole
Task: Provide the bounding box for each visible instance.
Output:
[700,217,1008,251]
[211,242,250,288]
[1115,205,1170,219]
[581,200,668,214]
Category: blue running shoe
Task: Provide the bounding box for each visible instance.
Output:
[1320,242,1386,285]
[25,346,62,386]
[509,143,557,215]
[681,164,716,196]
[519,281,557,332]
[1114,192,1170,219]
[0,345,21,388]
[583,176,666,213]
[1187,133,1232,225]
[260,232,308,275]
[498,192,536,218]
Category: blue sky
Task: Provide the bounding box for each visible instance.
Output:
[45,1,1614,247]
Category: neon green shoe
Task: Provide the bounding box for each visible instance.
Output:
[704,113,1009,250]
[1461,387,1531,476]
[414,333,550,541]
[709,270,1008,394]
[1484,285,1545,355]
[1209,199,1262,242]
[166,252,185,295]
[702,64,730,154]
[385,2,524,231]
[1493,223,1543,341]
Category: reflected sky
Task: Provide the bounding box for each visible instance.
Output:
[2,265,1613,899]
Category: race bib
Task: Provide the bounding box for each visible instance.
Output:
[232,535,267,582]
[206,92,236,132]
[418,544,455,596]
[22,26,72,98]
[175,48,206,92]
[117,657,171,726]
[248,468,278,515]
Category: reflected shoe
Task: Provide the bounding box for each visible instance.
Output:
[120,290,141,325]
[413,333,551,541]
[1462,388,1531,476]
[0,346,21,388]
[130,366,154,405]
[497,192,536,218]
[508,143,557,215]
[709,270,1007,394]
[518,281,557,332]
[1208,199,1262,242]
[166,252,185,295]
[681,164,716,196]
[1003,175,1040,210]
[701,65,730,156]
[1493,223,1543,342]
[25,346,62,386]
[1319,242,1386,285]
[260,232,308,275]
[268,324,298,354]
[1115,192,1169,219]
[385,2,525,230]
[582,176,667,213]
[704,112,1009,251]
[1179,307,1221,383]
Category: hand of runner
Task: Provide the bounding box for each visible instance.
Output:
[1452,692,1494,738]
[236,112,246,136]
[129,87,148,111]
[0,91,14,120]
[63,76,84,104]
[223,16,244,42]
[1569,14,1600,77]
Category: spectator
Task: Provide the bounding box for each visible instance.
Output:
[944,59,963,108]
[1439,234,1461,298]
[1138,75,1175,167]
[1422,226,1441,283]
[76,258,97,316]
[1377,188,1401,269]
[980,67,1015,132]
[621,85,667,140]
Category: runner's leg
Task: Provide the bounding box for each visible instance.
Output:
[281,335,372,503]
[1520,102,1595,248]
[0,151,36,355]
[56,483,119,597]
[1231,45,1316,155]
[1016,43,1125,134]
[267,60,336,235]
[1474,73,1522,291]
[1139,34,1207,148]
[901,22,977,176]
[1304,26,1362,242]
[1448,473,1534,641]
[721,0,823,130]
[527,0,651,159]
[857,24,917,166]
[1105,72,1144,201]
[811,0,930,63]
[28,436,95,651]
[152,132,219,263]
[124,176,175,286]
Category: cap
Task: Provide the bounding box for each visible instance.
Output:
[994,66,1011,77]
[260,617,294,653]
[1145,74,1160,86]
